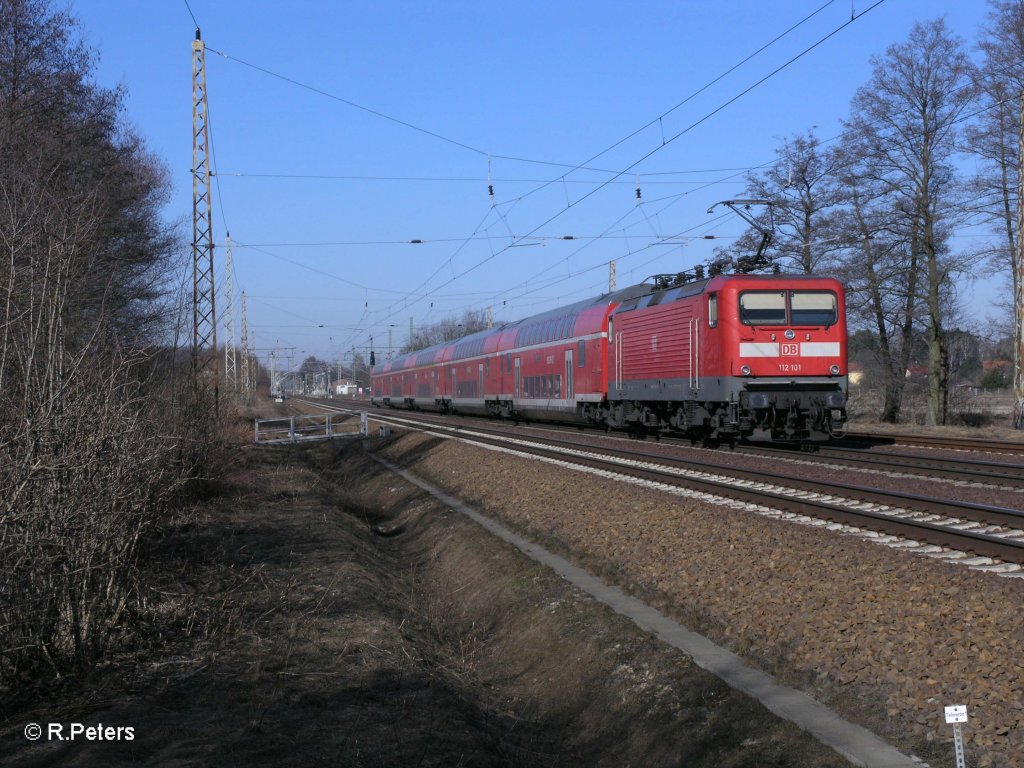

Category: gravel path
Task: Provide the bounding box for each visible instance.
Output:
[379,429,1024,768]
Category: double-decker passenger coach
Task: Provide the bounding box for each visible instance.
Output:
[372,271,848,443]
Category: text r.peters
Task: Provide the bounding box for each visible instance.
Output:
[48,723,134,741]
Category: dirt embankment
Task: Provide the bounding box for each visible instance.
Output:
[1,438,847,767]
[374,429,1024,768]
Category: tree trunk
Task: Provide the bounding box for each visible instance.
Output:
[1014,91,1024,429]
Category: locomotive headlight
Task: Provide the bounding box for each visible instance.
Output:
[740,365,751,376]
[829,364,841,376]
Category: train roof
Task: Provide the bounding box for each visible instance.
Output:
[374,272,842,372]
[377,283,656,373]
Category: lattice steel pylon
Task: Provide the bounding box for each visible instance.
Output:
[240,290,251,397]
[223,233,237,393]
[192,29,218,407]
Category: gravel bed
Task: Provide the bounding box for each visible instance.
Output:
[473,422,1024,511]
[379,429,1024,768]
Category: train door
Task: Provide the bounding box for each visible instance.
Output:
[514,357,521,399]
[564,349,573,400]
[478,363,484,399]
[451,369,457,399]
[611,317,623,394]
[688,318,700,392]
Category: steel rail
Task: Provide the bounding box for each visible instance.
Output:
[736,443,1024,488]
[349,408,1024,565]
[843,431,1024,456]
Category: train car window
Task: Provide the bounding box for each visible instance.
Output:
[578,340,585,367]
[608,317,614,340]
[739,291,787,325]
[790,291,837,326]
[708,293,718,328]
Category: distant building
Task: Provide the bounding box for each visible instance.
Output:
[335,379,357,396]
[905,364,928,378]
[982,359,1010,372]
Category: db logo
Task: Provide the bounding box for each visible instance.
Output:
[781,343,799,356]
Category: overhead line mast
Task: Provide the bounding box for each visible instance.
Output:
[192,28,218,409]
[224,233,237,393]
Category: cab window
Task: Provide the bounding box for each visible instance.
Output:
[708,293,718,328]
[790,291,837,326]
[739,291,787,325]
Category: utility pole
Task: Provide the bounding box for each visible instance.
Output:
[191,28,218,410]
[1015,89,1024,429]
[409,316,414,347]
[609,260,617,292]
[223,233,237,393]
[269,344,277,398]
[388,327,393,361]
[487,305,493,328]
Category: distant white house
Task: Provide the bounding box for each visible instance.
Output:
[335,379,358,396]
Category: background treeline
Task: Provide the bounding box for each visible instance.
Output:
[0,0,213,684]
[715,7,1024,426]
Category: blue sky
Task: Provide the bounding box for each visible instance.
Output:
[72,0,1003,365]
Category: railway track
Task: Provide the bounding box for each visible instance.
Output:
[842,431,1024,456]
[736,441,1024,488]
[292,400,1024,569]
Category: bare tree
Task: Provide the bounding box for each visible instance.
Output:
[402,309,492,353]
[842,19,977,425]
[971,0,1024,427]
[0,0,192,681]
[723,130,844,274]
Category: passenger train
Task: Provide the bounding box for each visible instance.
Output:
[370,272,848,442]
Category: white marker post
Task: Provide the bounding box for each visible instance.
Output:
[944,705,968,768]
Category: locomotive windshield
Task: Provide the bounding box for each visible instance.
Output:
[739,291,787,324]
[740,290,837,326]
[790,291,837,325]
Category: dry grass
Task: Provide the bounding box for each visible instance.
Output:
[2,435,853,767]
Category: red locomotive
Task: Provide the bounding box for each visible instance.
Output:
[371,271,848,442]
